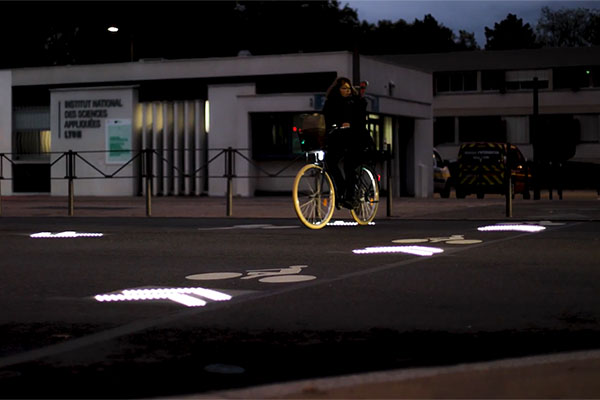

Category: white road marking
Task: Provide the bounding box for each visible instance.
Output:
[258,275,316,283]
[186,272,243,280]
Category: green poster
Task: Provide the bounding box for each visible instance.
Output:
[106,119,132,163]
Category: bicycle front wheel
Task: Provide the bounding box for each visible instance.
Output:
[293,164,335,229]
[351,166,379,225]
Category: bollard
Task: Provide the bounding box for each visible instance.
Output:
[144,149,153,217]
[66,150,75,216]
[505,145,512,218]
[386,144,392,217]
[146,178,152,217]
[226,147,234,217]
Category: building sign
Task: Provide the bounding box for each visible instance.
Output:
[106,119,132,164]
[61,98,123,139]
[49,87,137,196]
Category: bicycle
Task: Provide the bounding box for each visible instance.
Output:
[292,124,379,229]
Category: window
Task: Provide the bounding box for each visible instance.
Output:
[574,115,599,143]
[13,130,51,161]
[434,71,477,93]
[503,116,530,144]
[554,66,599,90]
[366,114,383,151]
[458,116,506,143]
[251,113,304,160]
[434,117,455,145]
[481,70,504,91]
[505,69,550,91]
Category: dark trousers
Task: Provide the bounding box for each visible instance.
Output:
[326,132,363,200]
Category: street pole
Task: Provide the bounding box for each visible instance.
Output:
[505,144,512,218]
[532,77,540,200]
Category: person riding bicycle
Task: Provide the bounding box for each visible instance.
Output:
[322,77,373,209]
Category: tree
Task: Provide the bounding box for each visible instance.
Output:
[536,6,600,47]
[1,0,483,68]
[456,30,479,51]
[358,14,478,55]
[409,14,461,53]
[484,13,539,50]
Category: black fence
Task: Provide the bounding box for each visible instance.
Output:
[0,147,394,217]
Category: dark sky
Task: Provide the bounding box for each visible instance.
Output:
[345,0,600,46]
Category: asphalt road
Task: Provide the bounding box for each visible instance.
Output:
[1,216,599,398]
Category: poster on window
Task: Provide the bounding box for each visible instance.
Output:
[106,119,132,164]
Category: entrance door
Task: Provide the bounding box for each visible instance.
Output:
[13,130,51,193]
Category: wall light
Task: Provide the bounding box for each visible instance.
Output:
[204,100,210,133]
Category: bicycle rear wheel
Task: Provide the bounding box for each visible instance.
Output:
[350,166,379,225]
[293,164,335,229]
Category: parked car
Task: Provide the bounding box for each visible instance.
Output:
[455,142,531,199]
[433,148,452,198]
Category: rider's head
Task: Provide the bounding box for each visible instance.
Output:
[326,77,357,99]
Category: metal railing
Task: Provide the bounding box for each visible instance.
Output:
[1,147,393,217]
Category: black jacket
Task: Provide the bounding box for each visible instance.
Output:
[322,94,367,132]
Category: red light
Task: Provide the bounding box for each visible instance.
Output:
[292,126,297,132]
[377,174,381,182]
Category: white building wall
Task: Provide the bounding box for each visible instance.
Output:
[12,52,354,86]
[50,86,138,196]
[0,70,12,195]
[414,119,434,197]
[207,83,256,196]
[360,57,431,104]
[3,52,435,198]
[434,89,600,164]
[435,90,600,117]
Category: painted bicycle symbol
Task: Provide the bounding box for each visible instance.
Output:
[392,234,482,245]
[186,265,316,283]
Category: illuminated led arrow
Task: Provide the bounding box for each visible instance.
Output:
[353,246,444,256]
[94,287,232,307]
[30,231,104,238]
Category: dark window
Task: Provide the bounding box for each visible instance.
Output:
[464,71,477,91]
[434,117,455,145]
[554,66,594,90]
[521,79,549,90]
[592,66,600,87]
[251,112,304,160]
[458,116,506,143]
[450,72,463,91]
[435,71,478,93]
[532,114,579,160]
[434,72,450,93]
[481,70,504,91]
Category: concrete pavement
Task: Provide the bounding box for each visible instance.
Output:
[2,190,600,399]
[1,190,599,221]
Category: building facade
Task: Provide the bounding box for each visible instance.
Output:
[382,47,600,170]
[1,51,433,198]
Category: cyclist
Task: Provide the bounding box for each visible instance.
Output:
[322,77,373,209]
